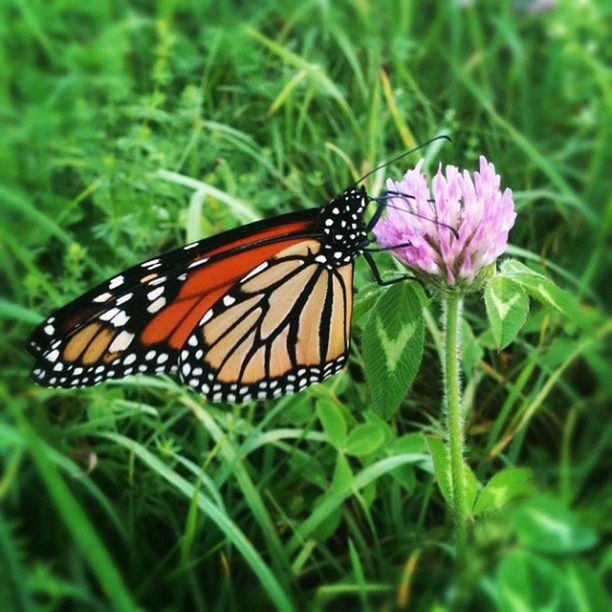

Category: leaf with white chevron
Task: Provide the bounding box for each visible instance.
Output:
[363,283,424,419]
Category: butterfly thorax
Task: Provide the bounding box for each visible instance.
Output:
[316,185,368,269]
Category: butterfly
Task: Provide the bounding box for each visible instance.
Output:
[28,142,447,404]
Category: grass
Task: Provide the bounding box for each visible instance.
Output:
[1,0,611,610]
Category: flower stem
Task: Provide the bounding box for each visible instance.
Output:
[443,294,468,564]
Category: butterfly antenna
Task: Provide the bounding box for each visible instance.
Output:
[372,191,459,239]
[355,134,451,186]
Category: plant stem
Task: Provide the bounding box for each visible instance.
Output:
[443,294,468,564]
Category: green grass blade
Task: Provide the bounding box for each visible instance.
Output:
[5,394,136,612]
[99,431,294,612]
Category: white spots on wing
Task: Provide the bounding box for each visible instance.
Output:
[111,310,130,327]
[223,295,236,306]
[109,275,124,290]
[147,297,166,313]
[100,307,119,322]
[46,349,59,363]
[123,353,137,366]
[184,242,198,250]
[156,353,169,365]
[44,324,55,336]
[116,292,133,306]
[324,218,334,227]
[181,350,189,360]
[188,336,198,347]
[242,261,269,281]
[199,310,213,325]
[150,276,167,286]
[142,258,160,269]
[188,257,209,269]
[182,363,191,376]
[53,363,63,372]
[145,350,156,361]
[93,292,113,303]
[109,330,135,353]
[315,255,327,264]
[178,273,187,281]
[147,287,164,301]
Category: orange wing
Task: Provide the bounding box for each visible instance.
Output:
[29,211,319,389]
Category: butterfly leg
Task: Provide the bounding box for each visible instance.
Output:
[363,241,413,253]
[362,251,419,287]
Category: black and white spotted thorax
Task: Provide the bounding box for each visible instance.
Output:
[315,185,369,269]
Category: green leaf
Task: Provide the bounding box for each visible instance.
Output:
[427,437,478,512]
[495,550,572,612]
[353,283,385,322]
[511,495,598,553]
[316,398,347,448]
[389,464,416,494]
[484,275,529,349]
[391,433,427,455]
[494,551,612,612]
[428,437,452,503]
[287,454,327,489]
[330,453,353,494]
[473,467,534,515]
[559,559,612,610]
[363,283,424,419]
[461,318,483,374]
[310,500,342,543]
[344,423,385,457]
[500,259,581,320]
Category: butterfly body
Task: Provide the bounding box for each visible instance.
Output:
[29,185,374,403]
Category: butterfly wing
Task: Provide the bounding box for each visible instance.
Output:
[179,239,354,403]
[30,210,319,389]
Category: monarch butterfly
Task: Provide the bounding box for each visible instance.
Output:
[29,143,447,404]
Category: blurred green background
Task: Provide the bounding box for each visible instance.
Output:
[1,1,611,610]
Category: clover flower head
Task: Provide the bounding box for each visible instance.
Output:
[374,156,516,292]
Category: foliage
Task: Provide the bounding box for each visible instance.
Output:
[1,0,611,610]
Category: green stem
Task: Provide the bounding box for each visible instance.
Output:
[443,294,468,564]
